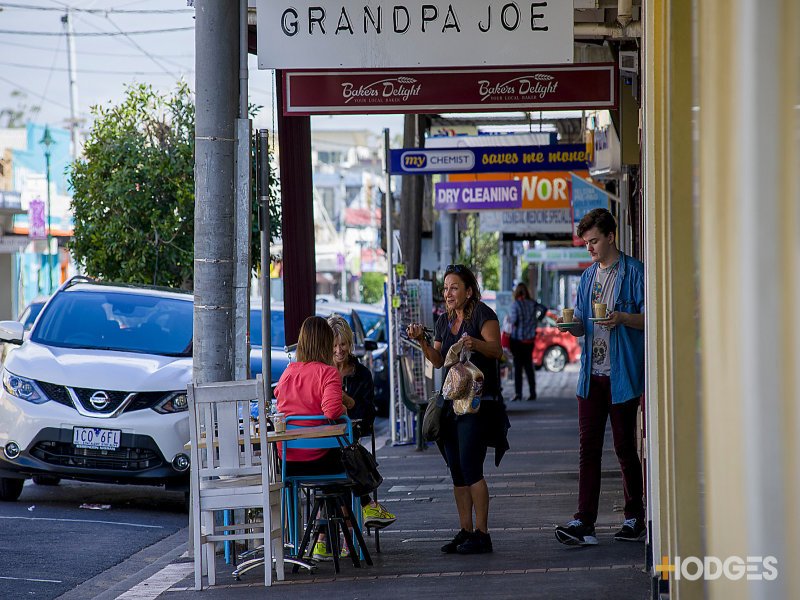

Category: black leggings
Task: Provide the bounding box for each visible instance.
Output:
[439,404,488,487]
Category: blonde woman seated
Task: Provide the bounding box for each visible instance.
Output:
[274,316,355,561]
[328,314,396,530]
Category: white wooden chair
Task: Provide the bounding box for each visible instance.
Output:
[187,376,283,589]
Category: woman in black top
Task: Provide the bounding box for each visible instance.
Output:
[407,264,508,555]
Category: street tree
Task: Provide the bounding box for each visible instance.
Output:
[69,83,280,290]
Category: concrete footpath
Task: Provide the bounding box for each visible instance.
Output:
[76,366,649,600]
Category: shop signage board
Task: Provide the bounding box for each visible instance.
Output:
[258,1,573,69]
[281,64,617,114]
[448,170,591,211]
[479,208,573,234]
[523,247,591,263]
[571,173,609,223]
[434,180,522,211]
[389,144,590,175]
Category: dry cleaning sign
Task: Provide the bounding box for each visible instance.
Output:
[257,1,574,69]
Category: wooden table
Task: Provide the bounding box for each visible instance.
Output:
[185,423,346,450]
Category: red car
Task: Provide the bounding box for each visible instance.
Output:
[502,311,582,373]
[532,311,582,372]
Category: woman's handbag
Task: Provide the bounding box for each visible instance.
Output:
[335,434,383,496]
[422,393,443,442]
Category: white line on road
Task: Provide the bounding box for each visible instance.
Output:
[115,563,193,600]
[0,575,62,583]
[0,515,163,529]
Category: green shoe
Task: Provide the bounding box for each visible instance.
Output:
[312,541,333,561]
[363,503,396,527]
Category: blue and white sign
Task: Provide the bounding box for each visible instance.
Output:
[389,144,591,175]
[571,173,609,225]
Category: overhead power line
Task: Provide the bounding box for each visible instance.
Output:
[0,2,194,14]
[0,38,193,58]
[0,60,193,76]
[0,26,194,36]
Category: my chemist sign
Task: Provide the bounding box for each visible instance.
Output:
[389,144,590,175]
[257,1,574,69]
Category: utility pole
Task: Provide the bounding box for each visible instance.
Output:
[193,0,237,385]
[61,10,79,159]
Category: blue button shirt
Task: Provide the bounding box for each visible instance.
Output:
[574,252,645,404]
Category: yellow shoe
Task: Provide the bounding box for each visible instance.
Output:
[312,541,333,561]
[362,503,396,527]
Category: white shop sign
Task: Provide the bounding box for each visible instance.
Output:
[257,1,574,69]
[479,208,573,234]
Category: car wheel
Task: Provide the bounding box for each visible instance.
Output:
[0,477,24,501]
[32,475,61,486]
[543,346,568,373]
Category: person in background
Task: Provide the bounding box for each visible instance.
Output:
[407,264,509,555]
[274,315,354,561]
[327,314,396,530]
[553,208,646,546]
[508,282,547,402]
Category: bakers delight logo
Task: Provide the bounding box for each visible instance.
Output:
[341,77,421,104]
[477,74,558,101]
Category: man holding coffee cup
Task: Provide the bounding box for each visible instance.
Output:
[554,208,646,547]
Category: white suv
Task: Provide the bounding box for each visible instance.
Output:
[0,278,193,501]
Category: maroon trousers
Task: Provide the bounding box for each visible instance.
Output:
[575,375,644,525]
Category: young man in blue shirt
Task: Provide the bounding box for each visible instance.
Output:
[555,208,646,546]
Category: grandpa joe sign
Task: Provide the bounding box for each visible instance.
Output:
[257,0,574,69]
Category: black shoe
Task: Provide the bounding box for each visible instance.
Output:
[441,528,471,553]
[527,394,536,401]
[511,395,521,402]
[456,530,493,554]
[555,519,598,546]
[614,518,646,542]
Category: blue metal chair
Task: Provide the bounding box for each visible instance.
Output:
[280,415,372,572]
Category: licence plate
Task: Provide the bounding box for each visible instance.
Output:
[73,427,121,450]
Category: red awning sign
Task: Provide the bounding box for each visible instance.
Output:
[283,63,617,115]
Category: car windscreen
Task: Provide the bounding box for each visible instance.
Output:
[357,311,385,342]
[20,302,45,332]
[31,290,193,356]
[250,309,286,348]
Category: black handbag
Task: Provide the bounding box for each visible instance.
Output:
[335,434,383,497]
[422,392,444,442]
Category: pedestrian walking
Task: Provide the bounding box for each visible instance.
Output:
[407,264,509,555]
[553,208,647,546]
[508,282,547,402]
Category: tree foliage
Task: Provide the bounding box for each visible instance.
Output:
[69,83,280,290]
[458,214,500,291]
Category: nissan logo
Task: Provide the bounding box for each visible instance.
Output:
[89,391,110,410]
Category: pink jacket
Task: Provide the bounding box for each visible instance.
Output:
[274,361,344,462]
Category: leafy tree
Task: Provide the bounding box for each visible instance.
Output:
[69,83,280,290]
[359,271,386,304]
[0,90,41,128]
[458,214,500,291]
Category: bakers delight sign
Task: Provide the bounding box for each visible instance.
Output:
[283,64,617,115]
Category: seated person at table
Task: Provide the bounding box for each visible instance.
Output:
[274,316,353,477]
[274,316,354,561]
[327,315,396,529]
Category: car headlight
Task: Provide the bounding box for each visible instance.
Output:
[153,392,189,414]
[2,369,47,404]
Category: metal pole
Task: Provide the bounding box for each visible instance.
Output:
[258,130,271,401]
[193,0,237,385]
[233,0,251,382]
[44,149,52,293]
[383,128,397,446]
[61,10,79,159]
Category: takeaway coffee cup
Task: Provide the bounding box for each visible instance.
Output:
[562,308,574,323]
[593,303,608,319]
